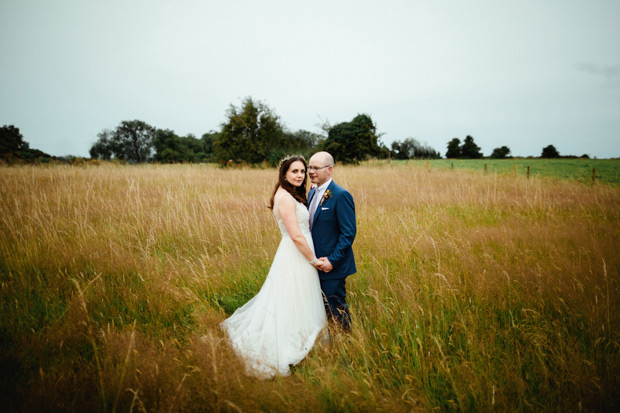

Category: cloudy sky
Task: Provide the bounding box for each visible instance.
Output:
[1,0,619,158]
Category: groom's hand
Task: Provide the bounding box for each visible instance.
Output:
[318,257,333,273]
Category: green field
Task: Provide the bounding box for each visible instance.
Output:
[1,162,619,411]
[383,158,620,185]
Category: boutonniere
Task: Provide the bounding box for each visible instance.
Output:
[320,189,333,206]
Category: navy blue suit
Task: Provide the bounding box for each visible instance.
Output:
[309,180,356,330]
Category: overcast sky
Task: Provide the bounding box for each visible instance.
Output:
[1,0,619,158]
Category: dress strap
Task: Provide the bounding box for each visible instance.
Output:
[274,191,291,219]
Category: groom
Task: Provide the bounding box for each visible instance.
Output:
[308,151,356,332]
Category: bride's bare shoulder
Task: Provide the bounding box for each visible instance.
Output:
[274,189,296,210]
[274,187,294,200]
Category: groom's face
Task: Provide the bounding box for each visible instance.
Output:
[308,155,332,186]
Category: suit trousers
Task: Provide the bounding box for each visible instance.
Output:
[319,277,351,332]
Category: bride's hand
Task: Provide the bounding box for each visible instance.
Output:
[312,258,325,268]
[317,257,333,273]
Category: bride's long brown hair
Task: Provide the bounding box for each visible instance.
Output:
[268,155,308,210]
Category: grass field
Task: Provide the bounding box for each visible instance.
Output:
[387,158,620,185]
[1,161,619,411]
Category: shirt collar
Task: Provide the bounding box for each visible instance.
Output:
[315,178,332,194]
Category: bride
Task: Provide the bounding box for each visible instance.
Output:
[221,155,327,379]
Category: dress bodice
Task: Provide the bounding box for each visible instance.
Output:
[274,194,310,237]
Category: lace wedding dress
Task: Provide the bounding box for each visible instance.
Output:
[221,193,327,378]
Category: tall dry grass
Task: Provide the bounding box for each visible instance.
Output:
[0,162,618,411]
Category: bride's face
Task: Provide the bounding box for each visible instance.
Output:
[285,160,306,187]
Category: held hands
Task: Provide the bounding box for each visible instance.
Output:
[312,257,333,273]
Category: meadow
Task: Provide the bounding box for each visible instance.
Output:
[1,161,619,411]
[393,158,620,185]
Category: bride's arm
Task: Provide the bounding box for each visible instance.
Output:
[278,194,317,263]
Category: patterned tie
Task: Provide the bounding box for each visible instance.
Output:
[309,188,321,229]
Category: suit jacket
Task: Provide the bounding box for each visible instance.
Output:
[308,180,357,280]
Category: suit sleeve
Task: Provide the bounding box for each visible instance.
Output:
[327,190,356,267]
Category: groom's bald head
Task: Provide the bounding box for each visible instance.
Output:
[310,151,334,167]
[308,151,334,186]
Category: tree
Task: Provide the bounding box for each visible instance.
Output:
[445,138,461,158]
[285,130,322,150]
[89,129,113,160]
[263,129,324,166]
[461,135,483,158]
[541,144,560,158]
[152,129,185,163]
[390,140,408,160]
[1,124,56,163]
[112,120,155,162]
[490,146,511,159]
[0,125,29,154]
[391,138,441,159]
[322,114,384,164]
[213,97,286,164]
[184,134,206,162]
[151,130,215,163]
[200,131,219,162]
[90,120,155,162]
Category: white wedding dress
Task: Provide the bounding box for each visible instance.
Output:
[221,193,327,379]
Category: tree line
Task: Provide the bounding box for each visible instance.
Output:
[88,99,583,164]
[88,97,441,165]
[0,125,56,163]
[2,98,588,165]
[444,136,589,159]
